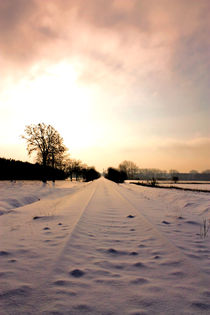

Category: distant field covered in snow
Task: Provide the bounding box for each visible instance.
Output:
[127,180,210,191]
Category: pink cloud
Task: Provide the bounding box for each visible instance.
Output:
[0,0,209,85]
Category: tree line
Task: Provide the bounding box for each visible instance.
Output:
[0,157,100,182]
[0,157,66,181]
[0,123,100,182]
[104,160,210,183]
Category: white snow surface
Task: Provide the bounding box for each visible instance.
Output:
[0,180,88,215]
[126,180,210,191]
[0,177,210,314]
[159,183,210,191]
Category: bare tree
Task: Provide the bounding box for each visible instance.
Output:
[189,170,199,174]
[63,159,83,181]
[71,159,83,181]
[22,123,67,168]
[202,169,210,174]
[119,160,139,179]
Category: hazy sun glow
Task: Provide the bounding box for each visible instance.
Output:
[0,0,210,172]
[2,61,105,150]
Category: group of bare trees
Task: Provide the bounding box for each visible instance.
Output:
[119,160,139,179]
[22,123,100,181]
[104,160,139,183]
[116,161,210,181]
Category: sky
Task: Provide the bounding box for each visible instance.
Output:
[0,0,210,172]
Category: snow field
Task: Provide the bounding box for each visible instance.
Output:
[126,180,210,191]
[0,178,210,314]
[0,180,89,215]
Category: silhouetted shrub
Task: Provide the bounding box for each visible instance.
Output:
[172,175,179,183]
[82,167,101,182]
[105,167,127,183]
[150,177,157,186]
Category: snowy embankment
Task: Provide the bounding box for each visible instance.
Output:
[127,181,210,219]
[0,180,88,215]
[0,178,210,314]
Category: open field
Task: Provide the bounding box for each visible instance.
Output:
[161,183,210,191]
[127,180,210,192]
[0,178,210,314]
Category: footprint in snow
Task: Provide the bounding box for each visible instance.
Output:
[107,248,118,254]
[191,302,210,311]
[130,277,149,285]
[162,220,171,225]
[185,220,199,226]
[133,262,147,268]
[0,251,11,256]
[53,280,67,286]
[70,269,85,278]
[33,216,41,220]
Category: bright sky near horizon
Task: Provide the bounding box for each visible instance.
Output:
[0,0,210,172]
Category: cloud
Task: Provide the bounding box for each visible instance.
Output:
[1,0,209,88]
[158,137,210,154]
[0,0,40,64]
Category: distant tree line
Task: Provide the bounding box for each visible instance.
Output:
[0,158,66,181]
[82,167,101,182]
[137,168,210,181]
[105,160,210,183]
[62,158,101,182]
[0,123,100,182]
[0,157,100,182]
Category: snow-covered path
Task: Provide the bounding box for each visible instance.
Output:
[0,178,210,314]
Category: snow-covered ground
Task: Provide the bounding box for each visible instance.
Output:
[163,183,210,190]
[0,178,210,314]
[126,180,210,191]
[0,180,89,215]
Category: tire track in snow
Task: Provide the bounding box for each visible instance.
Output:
[33,178,210,314]
[31,182,98,305]
[47,182,98,275]
[114,183,210,281]
[1,178,210,314]
[0,181,98,314]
